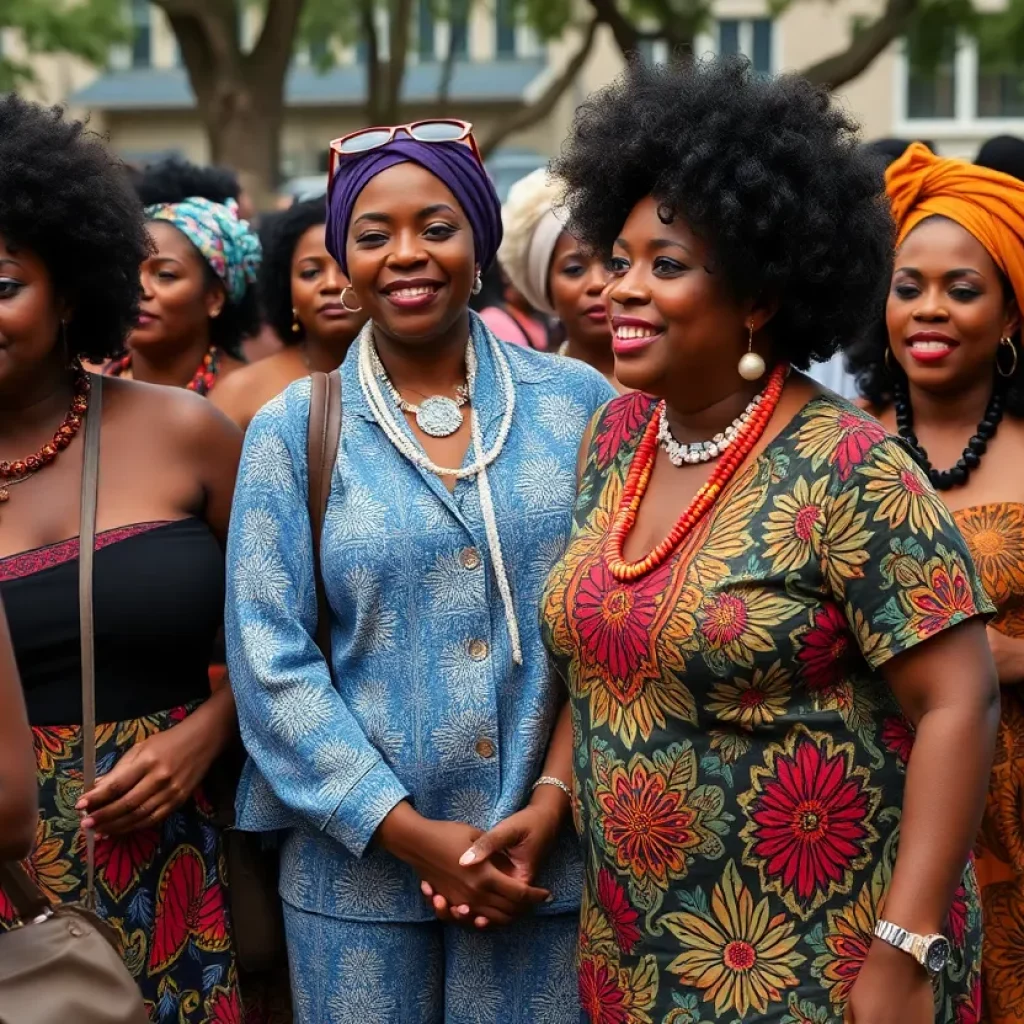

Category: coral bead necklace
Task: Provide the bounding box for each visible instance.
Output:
[105,345,223,396]
[606,363,788,582]
[0,365,91,506]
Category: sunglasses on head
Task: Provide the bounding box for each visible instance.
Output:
[327,119,482,182]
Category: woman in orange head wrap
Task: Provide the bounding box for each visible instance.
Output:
[850,142,1024,1024]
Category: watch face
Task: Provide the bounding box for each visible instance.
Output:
[925,937,951,974]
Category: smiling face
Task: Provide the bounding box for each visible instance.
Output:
[344,162,476,346]
[291,223,367,348]
[605,196,753,401]
[886,216,1019,395]
[0,235,64,389]
[547,230,611,350]
[130,220,223,353]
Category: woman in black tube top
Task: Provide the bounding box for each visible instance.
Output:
[0,97,245,1022]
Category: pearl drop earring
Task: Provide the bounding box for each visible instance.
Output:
[738,320,766,381]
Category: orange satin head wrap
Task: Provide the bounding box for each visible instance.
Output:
[885,141,1024,308]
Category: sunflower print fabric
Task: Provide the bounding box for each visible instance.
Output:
[542,392,992,1023]
[954,503,1024,1024]
[0,704,242,1024]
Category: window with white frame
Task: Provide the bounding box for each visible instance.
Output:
[640,19,775,72]
[901,19,1024,123]
[717,18,774,75]
[130,0,151,68]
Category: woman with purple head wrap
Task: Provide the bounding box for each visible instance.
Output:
[225,124,616,1021]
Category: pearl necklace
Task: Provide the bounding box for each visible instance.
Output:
[356,320,522,663]
[657,393,763,465]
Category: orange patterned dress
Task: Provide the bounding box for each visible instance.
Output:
[955,503,1024,1024]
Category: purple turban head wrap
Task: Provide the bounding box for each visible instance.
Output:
[326,138,503,277]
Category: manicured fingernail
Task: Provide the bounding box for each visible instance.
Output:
[420,881,431,896]
[457,905,470,915]
[545,894,555,903]
[81,818,95,830]
[474,916,488,928]
[433,895,446,910]
[459,849,476,866]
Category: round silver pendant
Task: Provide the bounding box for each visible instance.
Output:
[416,396,464,437]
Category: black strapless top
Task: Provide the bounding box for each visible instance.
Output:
[0,518,223,726]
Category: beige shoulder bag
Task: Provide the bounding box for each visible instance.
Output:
[0,375,150,1024]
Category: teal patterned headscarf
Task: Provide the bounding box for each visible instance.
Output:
[145,196,261,304]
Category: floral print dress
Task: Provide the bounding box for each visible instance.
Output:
[954,503,1024,1024]
[542,392,991,1024]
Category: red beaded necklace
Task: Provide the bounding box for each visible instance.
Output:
[105,346,222,396]
[0,366,91,505]
[605,363,788,582]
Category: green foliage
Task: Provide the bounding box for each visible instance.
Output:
[0,0,126,90]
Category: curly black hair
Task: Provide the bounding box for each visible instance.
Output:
[551,57,894,370]
[135,156,259,356]
[0,98,149,363]
[134,155,240,206]
[258,198,327,344]
[846,300,1024,415]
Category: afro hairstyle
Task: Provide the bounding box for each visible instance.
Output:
[551,57,895,370]
[257,198,329,344]
[0,96,149,363]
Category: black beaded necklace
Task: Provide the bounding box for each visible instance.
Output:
[893,377,1004,490]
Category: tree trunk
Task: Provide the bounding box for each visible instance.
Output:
[157,0,302,209]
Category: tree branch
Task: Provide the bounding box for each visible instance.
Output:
[360,0,383,121]
[582,0,640,55]
[801,0,920,89]
[479,15,600,158]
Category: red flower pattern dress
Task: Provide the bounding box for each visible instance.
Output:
[542,393,990,1023]
[0,520,242,1023]
[954,503,1024,1024]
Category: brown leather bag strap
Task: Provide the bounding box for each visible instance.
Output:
[79,373,102,908]
[0,374,103,922]
[307,371,341,659]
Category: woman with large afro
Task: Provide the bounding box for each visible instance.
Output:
[524,57,998,1023]
[0,97,245,1018]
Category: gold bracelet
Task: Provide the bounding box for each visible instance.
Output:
[532,775,571,799]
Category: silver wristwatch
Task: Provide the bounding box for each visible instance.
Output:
[873,919,950,975]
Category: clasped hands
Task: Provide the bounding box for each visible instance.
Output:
[378,796,564,929]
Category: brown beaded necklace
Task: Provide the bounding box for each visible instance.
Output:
[0,366,91,505]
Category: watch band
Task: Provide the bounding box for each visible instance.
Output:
[873,919,946,973]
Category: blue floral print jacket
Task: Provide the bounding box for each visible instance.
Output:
[225,317,615,921]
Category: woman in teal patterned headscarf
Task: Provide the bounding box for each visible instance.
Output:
[106,195,262,394]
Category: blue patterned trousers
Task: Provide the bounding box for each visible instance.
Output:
[282,901,580,1023]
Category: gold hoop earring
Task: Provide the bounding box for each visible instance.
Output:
[291,309,302,335]
[738,321,765,381]
[341,286,363,313]
[998,336,1018,378]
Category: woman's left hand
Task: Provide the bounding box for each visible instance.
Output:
[423,800,563,927]
[76,718,213,836]
[844,941,935,1024]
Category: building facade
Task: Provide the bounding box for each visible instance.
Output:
[9,0,1024,197]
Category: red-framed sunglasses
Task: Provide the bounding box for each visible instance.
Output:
[327,119,483,182]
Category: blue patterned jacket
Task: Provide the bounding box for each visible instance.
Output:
[225,318,615,921]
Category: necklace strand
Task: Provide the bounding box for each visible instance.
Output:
[606,364,788,581]
[657,393,763,465]
[356,321,522,663]
[893,377,1002,490]
[0,367,91,506]
[105,346,223,396]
